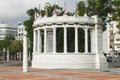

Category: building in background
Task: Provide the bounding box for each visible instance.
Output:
[103,21,120,53]
[103,21,120,62]
[16,23,25,40]
[0,22,17,40]
[109,21,120,51]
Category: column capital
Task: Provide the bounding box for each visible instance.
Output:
[64,26,67,29]
[53,27,56,29]
[52,24,57,29]
[75,27,78,29]
[83,28,88,31]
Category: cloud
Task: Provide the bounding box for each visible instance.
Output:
[0,0,41,25]
[0,0,81,26]
[0,0,40,15]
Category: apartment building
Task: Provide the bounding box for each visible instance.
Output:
[16,23,25,40]
[0,23,17,40]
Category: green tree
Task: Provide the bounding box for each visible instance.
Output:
[24,9,34,53]
[0,40,4,51]
[0,35,15,58]
[110,0,120,29]
[87,0,112,31]
[77,1,86,16]
[3,34,15,51]
[77,0,112,31]
[9,40,23,54]
[87,0,112,17]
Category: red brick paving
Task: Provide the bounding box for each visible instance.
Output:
[40,70,120,80]
[0,70,9,72]
[0,74,63,80]
[0,65,120,80]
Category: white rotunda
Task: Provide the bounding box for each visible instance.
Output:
[32,14,108,69]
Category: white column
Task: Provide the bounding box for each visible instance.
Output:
[90,29,95,53]
[7,48,9,62]
[95,25,100,69]
[75,27,78,53]
[23,31,28,72]
[84,28,88,53]
[64,27,67,53]
[37,29,41,53]
[33,30,36,53]
[53,27,56,53]
[44,28,47,53]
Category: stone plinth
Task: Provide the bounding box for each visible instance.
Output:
[32,53,107,69]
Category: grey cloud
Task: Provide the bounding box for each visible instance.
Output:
[0,0,81,26]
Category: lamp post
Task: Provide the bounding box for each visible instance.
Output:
[23,31,28,72]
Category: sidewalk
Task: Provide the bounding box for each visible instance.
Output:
[0,61,120,80]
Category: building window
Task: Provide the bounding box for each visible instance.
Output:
[116,38,120,41]
[110,24,113,28]
[19,34,20,36]
[22,28,23,31]
[19,28,20,31]
[110,45,112,48]
[117,45,120,48]
[21,33,23,36]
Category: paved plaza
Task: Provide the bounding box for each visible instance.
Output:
[0,61,120,80]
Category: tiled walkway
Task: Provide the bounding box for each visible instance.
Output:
[0,62,120,80]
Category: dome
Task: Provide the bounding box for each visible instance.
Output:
[18,24,25,28]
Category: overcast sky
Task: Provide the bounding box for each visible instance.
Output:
[0,0,84,26]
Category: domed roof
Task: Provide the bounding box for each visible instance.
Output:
[18,24,25,28]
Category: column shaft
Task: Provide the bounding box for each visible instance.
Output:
[75,27,78,53]
[64,27,67,53]
[84,28,88,53]
[37,29,41,53]
[7,49,9,62]
[53,28,56,53]
[90,29,95,53]
[23,31,28,72]
[44,29,47,53]
[33,30,36,53]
